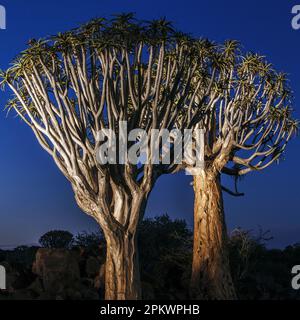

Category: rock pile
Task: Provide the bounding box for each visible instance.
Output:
[0,247,105,300]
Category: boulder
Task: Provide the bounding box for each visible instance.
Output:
[32,248,80,294]
[85,256,101,278]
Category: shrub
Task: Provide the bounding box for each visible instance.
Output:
[39,230,74,249]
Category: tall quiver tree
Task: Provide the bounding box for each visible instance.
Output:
[190,40,298,299]
[2,15,206,300]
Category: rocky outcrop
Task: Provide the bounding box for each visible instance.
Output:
[0,247,104,300]
[31,248,103,299]
[32,248,80,294]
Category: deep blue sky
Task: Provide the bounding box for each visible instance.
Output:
[0,0,299,248]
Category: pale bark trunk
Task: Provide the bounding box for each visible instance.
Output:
[104,229,141,300]
[101,196,146,300]
[75,188,147,300]
[190,171,236,300]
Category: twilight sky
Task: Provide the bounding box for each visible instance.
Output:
[0,0,299,248]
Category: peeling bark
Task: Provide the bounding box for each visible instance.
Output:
[190,171,236,300]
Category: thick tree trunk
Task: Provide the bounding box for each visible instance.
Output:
[190,171,236,300]
[101,195,147,300]
[75,188,146,300]
[104,229,141,300]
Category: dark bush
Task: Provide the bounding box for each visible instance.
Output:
[138,215,193,299]
[74,231,105,259]
[39,230,74,249]
[228,229,300,299]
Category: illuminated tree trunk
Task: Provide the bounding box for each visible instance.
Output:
[105,228,141,300]
[75,188,147,300]
[190,171,236,300]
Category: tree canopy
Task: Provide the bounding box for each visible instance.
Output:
[1,14,209,225]
[189,39,298,177]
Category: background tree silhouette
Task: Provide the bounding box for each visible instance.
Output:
[39,230,74,249]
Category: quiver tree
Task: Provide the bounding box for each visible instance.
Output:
[1,14,207,300]
[189,40,298,299]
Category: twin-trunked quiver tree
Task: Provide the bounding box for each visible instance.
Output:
[1,15,208,300]
[189,40,298,299]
